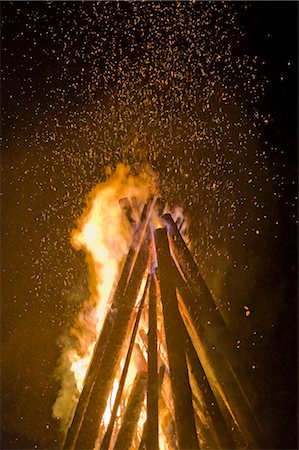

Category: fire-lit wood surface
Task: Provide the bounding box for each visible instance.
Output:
[62,205,267,450]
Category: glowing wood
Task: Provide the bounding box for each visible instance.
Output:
[162,213,265,448]
[64,207,265,450]
[155,227,199,450]
[139,365,165,450]
[146,273,159,450]
[74,245,149,450]
[178,306,235,449]
[114,371,148,450]
[63,200,156,450]
[100,275,151,450]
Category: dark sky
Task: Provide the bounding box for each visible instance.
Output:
[1,2,298,449]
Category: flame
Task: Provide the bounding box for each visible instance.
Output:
[68,343,96,392]
[53,164,190,447]
[102,377,120,428]
[51,160,253,449]
[52,164,156,428]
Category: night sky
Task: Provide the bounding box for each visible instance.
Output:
[1,2,298,450]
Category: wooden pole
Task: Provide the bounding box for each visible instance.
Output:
[74,244,149,450]
[179,308,235,449]
[147,273,159,450]
[161,213,265,448]
[161,213,240,367]
[63,200,156,450]
[154,227,199,450]
[114,371,148,450]
[139,365,165,450]
[161,213,254,382]
[192,399,218,450]
[100,275,151,450]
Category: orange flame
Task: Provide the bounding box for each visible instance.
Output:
[52,164,156,428]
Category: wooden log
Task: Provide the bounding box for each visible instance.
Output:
[100,274,151,450]
[161,214,265,448]
[63,199,156,450]
[138,365,165,450]
[74,245,149,449]
[147,274,159,450]
[114,371,148,450]
[69,221,152,449]
[161,213,254,384]
[154,228,199,450]
[179,308,235,449]
[160,213,239,357]
[192,399,218,450]
[145,376,177,450]
[155,270,232,449]
[136,322,175,450]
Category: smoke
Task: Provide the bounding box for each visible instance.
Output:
[52,164,157,429]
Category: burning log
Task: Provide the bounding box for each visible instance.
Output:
[62,199,265,450]
[154,227,199,450]
[160,213,238,356]
[161,213,265,447]
[100,274,151,450]
[146,273,159,450]
[192,399,218,450]
[160,372,176,435]
[132,323,174,450]
[161,213,255,386]
[114,371,148,450]
[74,248,149,450]
[178,307,235,449]
[63,199,156,450]
[139,365,165,450]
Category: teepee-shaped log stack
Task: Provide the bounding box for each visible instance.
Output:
[63,198,265,450]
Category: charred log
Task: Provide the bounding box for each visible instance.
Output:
[146,273,159,450]
[114,371,148,450]
[161,213,265,448]
[178,306,235,449]
[100,275,151,450]
[139,365,165,450]
[64,199,156,450]
[155,227,199,450]
[74,242,149,449]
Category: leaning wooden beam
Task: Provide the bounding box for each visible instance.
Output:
[100,274,151,450]
[74,246,150,450]
[179,309,235,449]
[155,227,199,450]
[161,214,265,447]
[137,320,175,450]
[181,302,261,447]
[147,273,159,450]
[161,213,257,400]
[192,399,218,450]
[146,381,177,450]
[161,213,243,372]
[65,200,156,450]
[114,371,148,450]
[138,365,165,450]
[63,198,156,450]
[180,300,251,447]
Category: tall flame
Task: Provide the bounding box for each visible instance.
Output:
[52,164,156,428]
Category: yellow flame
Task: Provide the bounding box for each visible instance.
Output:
[52,164,156,427]
[67,344,96,393]
[102,377,120,428]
